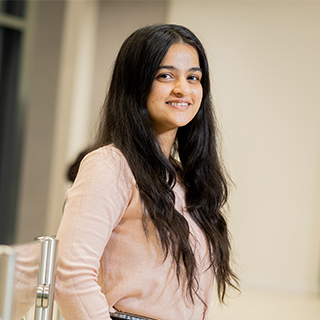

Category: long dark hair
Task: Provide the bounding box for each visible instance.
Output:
[95,24,238,303]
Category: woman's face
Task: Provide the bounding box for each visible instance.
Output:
[146,43,203,136]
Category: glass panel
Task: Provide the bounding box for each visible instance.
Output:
[0,241,41,320]
[11,241,42,320]
[0,0,26,18]
[0,238,59,320]
[0,26,23,245]
[0,242,42,320]
[0,246,16,320]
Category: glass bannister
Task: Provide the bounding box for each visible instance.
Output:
[0,237,58,320]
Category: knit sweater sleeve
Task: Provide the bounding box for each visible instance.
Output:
[55,146,132,320]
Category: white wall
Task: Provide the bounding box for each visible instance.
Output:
[167,0,320,294]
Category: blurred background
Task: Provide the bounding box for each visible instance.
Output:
[0,0,319,319]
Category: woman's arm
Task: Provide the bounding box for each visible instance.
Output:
[55,147,132,320]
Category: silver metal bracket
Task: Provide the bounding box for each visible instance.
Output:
[36,284,50,308]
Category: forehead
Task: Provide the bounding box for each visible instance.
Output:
[160,43,200,68]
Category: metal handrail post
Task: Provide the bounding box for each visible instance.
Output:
[34,236,58,320]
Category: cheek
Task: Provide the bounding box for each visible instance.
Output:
[193,88,203,117]
[147,85,170,112]
[194,87,203,105]
[147,86,160,106]
[146,92,155,114]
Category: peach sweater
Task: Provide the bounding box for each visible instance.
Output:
[55,145,213,320]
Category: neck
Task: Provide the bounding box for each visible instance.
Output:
[156,129,177,159]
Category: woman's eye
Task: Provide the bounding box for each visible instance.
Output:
[188,75,201,82]
[156,73,173,81]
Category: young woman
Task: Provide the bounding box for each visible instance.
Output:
[55,24,238,320]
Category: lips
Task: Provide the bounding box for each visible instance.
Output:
[166,100,191,109]
[166,102,189,106]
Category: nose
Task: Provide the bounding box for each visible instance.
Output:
[172,78,191,96]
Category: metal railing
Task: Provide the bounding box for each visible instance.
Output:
[34,237,58,320]
[0,236,58,320]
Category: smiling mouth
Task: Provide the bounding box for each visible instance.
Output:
[166,102,190,106]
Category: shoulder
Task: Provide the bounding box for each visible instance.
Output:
[85,143,123,159]
[82,144,127,167]
[79,144,135,184]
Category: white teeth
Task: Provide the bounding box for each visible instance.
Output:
[167,102,189,106]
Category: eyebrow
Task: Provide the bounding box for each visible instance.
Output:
[158,65,203,73]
